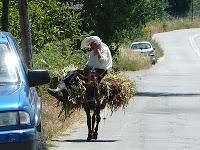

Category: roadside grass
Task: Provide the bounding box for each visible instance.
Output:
[150,18,200,34]
[40,90,86,147]
[113,47,151,71]
[151,40,164,59]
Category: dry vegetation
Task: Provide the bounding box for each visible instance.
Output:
[150,18,200,34]
[101,73,136,112]
[114,47,152,71]
[40,90,86,146]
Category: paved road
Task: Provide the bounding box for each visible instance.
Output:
[51,29,200,150]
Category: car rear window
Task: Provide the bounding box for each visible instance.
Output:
[131,43,151,49]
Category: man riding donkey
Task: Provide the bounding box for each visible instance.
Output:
[48,36,112,100]
[48,36,113,141]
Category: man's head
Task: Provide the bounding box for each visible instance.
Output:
[89,40,100,52]
[81,36,102,50]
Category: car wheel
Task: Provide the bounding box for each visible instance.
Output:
[36,124,48,150]
[36,131,48,150]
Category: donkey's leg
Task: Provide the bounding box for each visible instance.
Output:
[85,107,92,141]
[93,108,101,139]
[91,111,96,135]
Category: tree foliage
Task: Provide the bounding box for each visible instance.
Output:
[0,0,169,73]
[165,0,192,17]
[0,0,168,49]
[0,0,83,52]
[32,39,87,77]
[29,0,83,52]
[189,0,200,17]
[72,0,166,44]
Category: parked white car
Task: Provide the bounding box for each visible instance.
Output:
[130,41,157,64]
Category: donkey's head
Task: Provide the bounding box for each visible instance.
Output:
[78,70,106,110]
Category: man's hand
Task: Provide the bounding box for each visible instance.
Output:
[97,49,102,59]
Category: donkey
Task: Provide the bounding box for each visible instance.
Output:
[78,70,107,141]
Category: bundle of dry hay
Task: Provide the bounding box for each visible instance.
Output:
[55,72,136,118]
[100,72,136,112]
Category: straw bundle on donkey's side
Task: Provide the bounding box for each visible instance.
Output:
[100,72,136,113]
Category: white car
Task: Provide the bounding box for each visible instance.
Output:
[130,41,157,64]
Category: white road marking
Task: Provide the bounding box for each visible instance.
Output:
[189,33,200,57]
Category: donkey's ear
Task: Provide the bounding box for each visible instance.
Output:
[98,70,107,81]
[77,72,87,81]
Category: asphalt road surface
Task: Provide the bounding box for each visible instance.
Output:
[51,28,200,150]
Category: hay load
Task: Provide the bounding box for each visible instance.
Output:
[100,73,136,112]
[50,71,136,118]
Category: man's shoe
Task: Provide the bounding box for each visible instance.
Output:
[47,88,64,101]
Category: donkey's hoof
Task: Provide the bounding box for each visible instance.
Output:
[86,137,92,142]
[86,134,92,142]
[93,132,98,139]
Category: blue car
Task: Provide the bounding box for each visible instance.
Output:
[0,32,50,150]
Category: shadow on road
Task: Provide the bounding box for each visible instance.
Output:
[51,139,119,143]
[136,92,200,97]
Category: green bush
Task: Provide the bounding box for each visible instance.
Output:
[32,39,87,78]
[79,0,166,44]
[0,1,84,53]
[29,1,83,52]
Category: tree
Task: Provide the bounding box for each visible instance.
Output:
[28,0,83,52]
[72,0,166,44]
[189,0,200,17]
[166,0,192,16]
[0,0,83,53]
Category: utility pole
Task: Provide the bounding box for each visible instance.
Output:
[2,0,10,31]
[18,0,32,67]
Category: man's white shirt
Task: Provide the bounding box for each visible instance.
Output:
[87,42,112,71]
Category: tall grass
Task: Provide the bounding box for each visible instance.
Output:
[150,18,200,34]
[40,91,86,146]
[151,40,164,59]
[114,47,151,71]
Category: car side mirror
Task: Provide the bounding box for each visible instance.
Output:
[28,70,50,87]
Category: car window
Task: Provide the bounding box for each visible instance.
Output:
[131,43,151,49]
[9,33,28,74]
[141,43,151,49]
[131,44,139,49]
[0,43,19,84]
